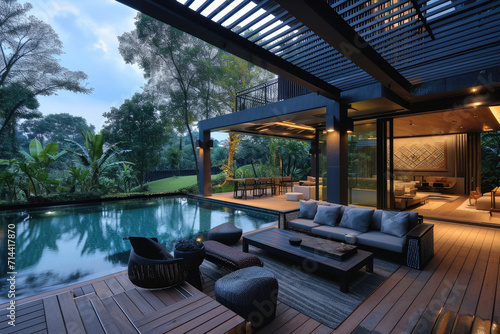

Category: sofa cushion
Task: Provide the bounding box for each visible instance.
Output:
[371,210,384,231]
[129,237,172,260]
[356,231,406,253]
[381,211,410,237]
[298,200,317,219]
[313,205,341,226]
[288,219,320,232]
[311,225,362,242]
[328,203,346,225]
[309,199,330,206]
[339,207,375,232]
[407,212,419,230]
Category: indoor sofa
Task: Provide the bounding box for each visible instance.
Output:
[286,200,434,269]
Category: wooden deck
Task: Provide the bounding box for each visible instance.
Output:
[4,220,500,333]
[335,220,500,333]
[0,274,245,334]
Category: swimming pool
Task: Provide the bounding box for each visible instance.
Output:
[0,196,278,303]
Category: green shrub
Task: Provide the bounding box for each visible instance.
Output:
[348,178,377,190]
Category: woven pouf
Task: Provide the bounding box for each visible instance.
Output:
[208,222,243,245]
[215,266,278,331]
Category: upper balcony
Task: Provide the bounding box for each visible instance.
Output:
[236,77,311,112]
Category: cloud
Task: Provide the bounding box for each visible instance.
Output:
[27,0,79,24]
[93,39,108,53]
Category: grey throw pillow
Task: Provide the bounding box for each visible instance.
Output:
[298,200,317,219]
[339,207,375,232]
[381,211,410,237]
[313,205,341,226]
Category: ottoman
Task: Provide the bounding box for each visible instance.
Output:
[286,192,304,201]
[204,240,263,271]
[208,222,243,245]
[215,267,278,331]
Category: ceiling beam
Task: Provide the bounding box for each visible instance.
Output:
[275,0,413,100]
[115,0,341,100]
[409,0,435,40]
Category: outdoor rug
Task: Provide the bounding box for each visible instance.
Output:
[417,194,460,211]
[456,198,490,213]
[200,245,400,329]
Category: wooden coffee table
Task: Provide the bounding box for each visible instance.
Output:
[243,228,374,292]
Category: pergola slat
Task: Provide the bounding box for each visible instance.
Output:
[116,0,500,99]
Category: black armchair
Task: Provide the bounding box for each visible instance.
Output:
[127,236,188,289]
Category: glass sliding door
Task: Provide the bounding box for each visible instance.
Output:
[348,121,378,207]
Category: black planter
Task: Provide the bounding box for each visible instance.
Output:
[174,245,205,291]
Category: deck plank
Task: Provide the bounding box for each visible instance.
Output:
[57,291,86,334]
[133,293,206,328]
[92,280,114,299]
[74,295,106,334]
[138,298,219,334]
[135,288,167,311]
[291,317,322,334]
[87,293,122,334]
[81,284,95,295]
[385,225,472,333]
[451,227,495,332]
[42,295,65,334]
[262,306,300,333]
[115,273,136,291]
[183,309,235,334]
[100,296,139,333]
[0,316,46,334]
[0,303,43,325]
[273,312,310,333]
[112,291,145,322]
[105,277,126,295]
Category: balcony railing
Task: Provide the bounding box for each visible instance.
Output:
[235,77,311,112]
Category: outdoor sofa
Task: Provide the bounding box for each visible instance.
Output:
[286,200,434,269]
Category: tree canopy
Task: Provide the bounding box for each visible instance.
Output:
[102,92,170,185]
[0,0,92,140]
[20,113,95,147]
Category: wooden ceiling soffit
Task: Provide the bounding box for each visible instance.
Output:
[116,0,341,100]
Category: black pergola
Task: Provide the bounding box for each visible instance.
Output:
[116,0,500,204]
[117,0,500,107]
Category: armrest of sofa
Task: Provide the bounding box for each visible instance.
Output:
[406,223,434,270]
[279,209,300,229]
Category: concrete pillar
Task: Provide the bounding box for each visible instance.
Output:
[326,101,348,204]
[198,130,212,196]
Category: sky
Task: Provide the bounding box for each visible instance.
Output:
[20,0,146,130]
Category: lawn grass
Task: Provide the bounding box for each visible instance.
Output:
[145,174,223,193]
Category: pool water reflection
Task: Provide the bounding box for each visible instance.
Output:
[0,196,277,303]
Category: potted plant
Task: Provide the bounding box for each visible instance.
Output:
[174,239,205,290]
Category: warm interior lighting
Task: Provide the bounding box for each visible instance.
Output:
[327,128,334,133]
[482,123,494,132]
[473,102,481,107]
[472,88,477,92]
[489,106,500,125]
[273,121,315,131]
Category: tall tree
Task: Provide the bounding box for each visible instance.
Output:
[20,113,95,147]
[102,92,169,186]
[0,0,92,139]
[119,14,204,182]
[217,54,274,181]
